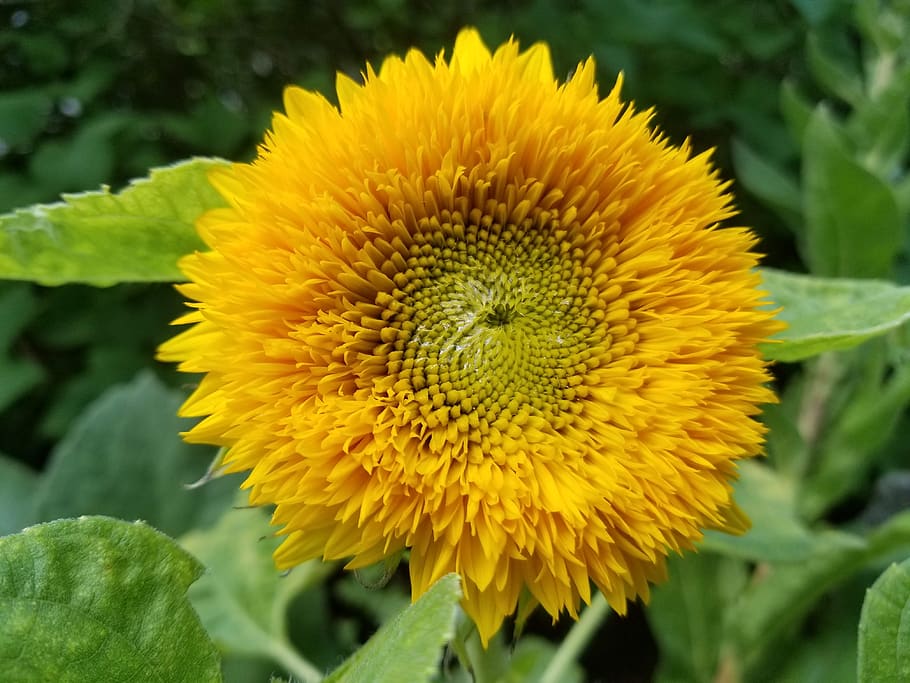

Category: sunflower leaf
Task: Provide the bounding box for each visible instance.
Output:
[759,268,910,361]
[323,573,462,683]
[857,558,910,682]
[178,502,334,682]
[31,370,237,537]
[0,157,227,286]
[0,516,221,683]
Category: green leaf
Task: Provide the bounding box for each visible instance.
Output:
[179,502,333,683]
[800,347,910,520]
[32,370,237,537]
[780,80,814,145]
[806,32,864,107]
[324,574,462,683]
[858,558,910,682]
[759,268,910,362]
[728,510,910,677]
[0,157,227,286]
[731,139,802,231]
[0,516,221,683]
[648,553,748,683]
[0,454,38,536]
[770,582,862,683]
[700,461,861,562]
[848,70,910,177]
[802,107,902,278]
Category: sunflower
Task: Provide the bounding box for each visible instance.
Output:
[159,29,781,644]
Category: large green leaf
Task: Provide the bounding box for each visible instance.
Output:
[760,268,910,361]
[31,371,237,537]
[0,516,221,682]
[0,157,227,286]
[802,107,902,278]
[858,558,910,682]
[324,574,462,683]
[179,502,333,683]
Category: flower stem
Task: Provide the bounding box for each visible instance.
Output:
[269,639,324,683]
[465,630,495,683]
[539,592,610,683]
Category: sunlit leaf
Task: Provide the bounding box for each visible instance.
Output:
[760,268,910,361]
[0,516,221,683]
[0,157,227,286]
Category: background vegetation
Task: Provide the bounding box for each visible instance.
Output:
[2,1,910,681]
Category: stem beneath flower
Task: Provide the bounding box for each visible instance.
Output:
[269,638,325,683]
[465,630,494,683]
[539,592,610,683]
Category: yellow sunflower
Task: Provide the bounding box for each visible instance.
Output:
[159,29,781,644]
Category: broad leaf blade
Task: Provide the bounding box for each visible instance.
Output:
[324,574,462,683]
[32,371,237,537]
[0,157,227,286]
[760,268,910,361]
[0,516,221,683]
[858,558,910,682]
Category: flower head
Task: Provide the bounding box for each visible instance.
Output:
[159,29,780,644]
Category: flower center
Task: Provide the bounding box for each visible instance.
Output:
[379,207,610,431]
[482,303,516,327]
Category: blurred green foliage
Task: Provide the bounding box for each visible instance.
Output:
[3,1,910,682]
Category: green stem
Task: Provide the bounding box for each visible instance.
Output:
[457,619,504,683]
[269,639,325,683]
[465,630,494,683]
[539,592,610,683]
